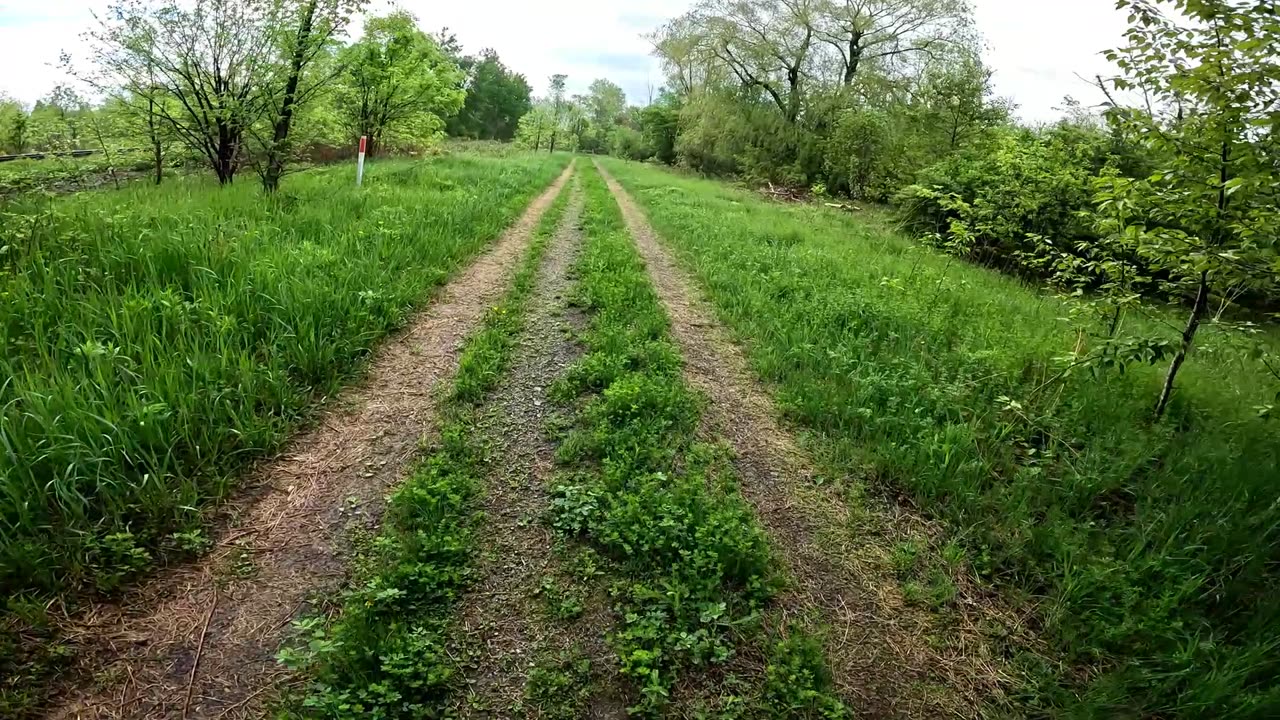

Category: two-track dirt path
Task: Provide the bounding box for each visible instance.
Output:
[49,163,575,720]
[595,160,1009,719]
[451,178,627,720]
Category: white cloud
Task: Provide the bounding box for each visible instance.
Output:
[0,0,1130,122]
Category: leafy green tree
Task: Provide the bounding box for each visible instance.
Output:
[447,49,532,140]
[335,11,465,156]
[258,0,365,192]
[546,74,568,152]
[80,0,282,184]
[585,78,626,128]
[823,107,890,198]
[27,86,88,151]
[0,94,29,154]
[640,91,682,165]
[514,103,554,150]
[1097,0,1280,419]
[815,0,972,85]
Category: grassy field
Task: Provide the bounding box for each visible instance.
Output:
[0,153,567,603]
[598,158,1280,717]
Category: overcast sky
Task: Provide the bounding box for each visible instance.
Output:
[0,0,1131,123]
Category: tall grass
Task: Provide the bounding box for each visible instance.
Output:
[600,158,1280,717]
[0,153,567,600]
[278,169,573,719]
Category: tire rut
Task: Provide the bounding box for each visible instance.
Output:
[47,162,576,720]
[594,160,1010,719]
[452,177,627,719]
[452,177,628,720]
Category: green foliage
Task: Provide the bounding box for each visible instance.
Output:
[897,125,1113,273]
[549,167,786,715]
[601,157,1280,717]
[822,108,890,200]
[279,163,568,719]
[523,649,595,719]
[640,93,681,166]
[335,10,465,154]
[0,153,566,610]
[447,49,533,141]
[759,634,847,718]
[1097,0,1280,417]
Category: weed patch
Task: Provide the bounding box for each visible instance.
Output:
[274,171,573,718]
[549,167,845,716]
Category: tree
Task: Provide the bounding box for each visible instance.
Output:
[28,86,88,151]
[640,91,682,164]
[447,49,533,140]
[815,0,971,85]
[911,50,1009,151]
[81,0,281,185]
[693,0,818,124]
[0,95,27,154]
[547,73,568,152]
[585,78,626,127]
[335,11,465,156]
[258,0,364,192]
[514,103,555,151]
[1096,0,1280,419]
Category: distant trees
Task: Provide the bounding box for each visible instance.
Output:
[447,49,533,141]
[70,0,472,189]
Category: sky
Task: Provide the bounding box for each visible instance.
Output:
[0,0,1132,123]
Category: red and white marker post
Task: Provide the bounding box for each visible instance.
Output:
[356,135,367,187]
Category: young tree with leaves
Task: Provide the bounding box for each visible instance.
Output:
[80,0,282,184]
[335,11,465,156]
[1097,0,1280,419]
[257,0,364,192]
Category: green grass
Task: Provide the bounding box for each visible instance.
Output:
[277,168,572,719]
[0,154,568,720]
[0,153,566,600]
[598,157,1280,717]
[548,166,845,717]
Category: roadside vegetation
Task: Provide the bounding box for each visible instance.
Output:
[0,153,567,714]
[600,157,1280,716]
[276,172,572,718]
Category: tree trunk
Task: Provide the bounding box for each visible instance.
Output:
[151,137,163,185]
[264,0,317,193]
[1154,272,1210,420]
[844,32,863,85]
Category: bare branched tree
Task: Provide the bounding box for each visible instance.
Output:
[83,0,281,185]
